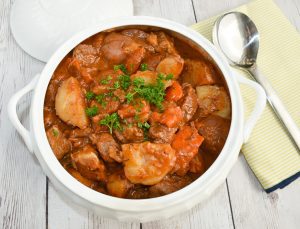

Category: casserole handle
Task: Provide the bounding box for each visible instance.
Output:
[7,74,40,153]
[235,73,266,143]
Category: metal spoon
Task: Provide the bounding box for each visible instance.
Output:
[213,12,300,150]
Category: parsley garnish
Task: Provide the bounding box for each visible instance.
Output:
[133,74,165,109]
[138,121,150,140]
[125,92,135,103]
[140,63,148,71]
[85,106,99,117]
[133,78,145,87]
[95,94,107,108]
[118,74,131,90]
[113,81,120,89]
[52,129,59,137]
[114,64,128,74]
[100,75,112,85]
[134,114,140,121]
[99,113,122,134]
[85,91,95,100]
[165,73,174,80]
[137,121,150,129]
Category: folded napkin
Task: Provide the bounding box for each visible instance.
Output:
[191,0,300,192]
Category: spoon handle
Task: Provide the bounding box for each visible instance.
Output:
[248,66,300,151]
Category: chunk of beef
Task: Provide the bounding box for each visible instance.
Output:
[67,167,95,188]
[149,175,193,197]
[114,125,144,143]
[46,125,71,160]
[155,32,178,55]
[189,152,205,174]
[89,133,122,162]
[195,115,231,155]
[127,185,150,199]
[73,44,100,67]
[148,124,177,143]
[121,29,149,39]
[142,53,163,71]
[178,83,198,123]
[71,145,106,181]
[196,85,231,119]
[101,33,145,71]
[44,107,57,128]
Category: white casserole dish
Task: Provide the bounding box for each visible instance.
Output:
[7,16,266,222]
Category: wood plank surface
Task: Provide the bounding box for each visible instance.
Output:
[0,0,46,228]
[0,0,300,229]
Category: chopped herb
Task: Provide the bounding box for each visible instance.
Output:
[133,78,145,88]
[106,91,114,97]
[134,114,140,121]
[133,74,166,110]
[52,129,59,137]
[165,73,174,80]
[95,94,107,107]
[140,63,148,71]
[95,94,104,103]
[113,81,120,89]
[100,75,112,85]
[125,92,135,103]
[102,101,107,108]
[85,91,95,100]
[138,121,151,140]
[99,113,122,134]
[137,121,150,130]
[85,106,99,117]
[143,122,150,129]
[114,64,128,74]
[136,101,145,112]
[112,96,119,101]
[118,74,131,90]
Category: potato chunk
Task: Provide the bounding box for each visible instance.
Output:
[55,77,89,129]
[196,85,231,119]
[156,55,184,79]
[181,59,218,87]
[122,142,176,185]
[130,70,157,85]
[107,171,133,198]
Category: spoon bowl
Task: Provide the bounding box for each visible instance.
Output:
[213,12,259,68]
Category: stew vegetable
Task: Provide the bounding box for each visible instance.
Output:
[44,28,231,198]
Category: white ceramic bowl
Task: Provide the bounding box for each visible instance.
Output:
[7,16,266,222]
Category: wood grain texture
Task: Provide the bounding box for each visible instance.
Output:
[133,0,196,25]
[0,0,46,229]
[142,183,234,229]
[47,185,140,229]
[1,0,300,229]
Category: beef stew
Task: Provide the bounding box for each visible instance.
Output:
[44,28,231,199]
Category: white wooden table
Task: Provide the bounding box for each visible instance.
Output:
[1,0,300,228]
